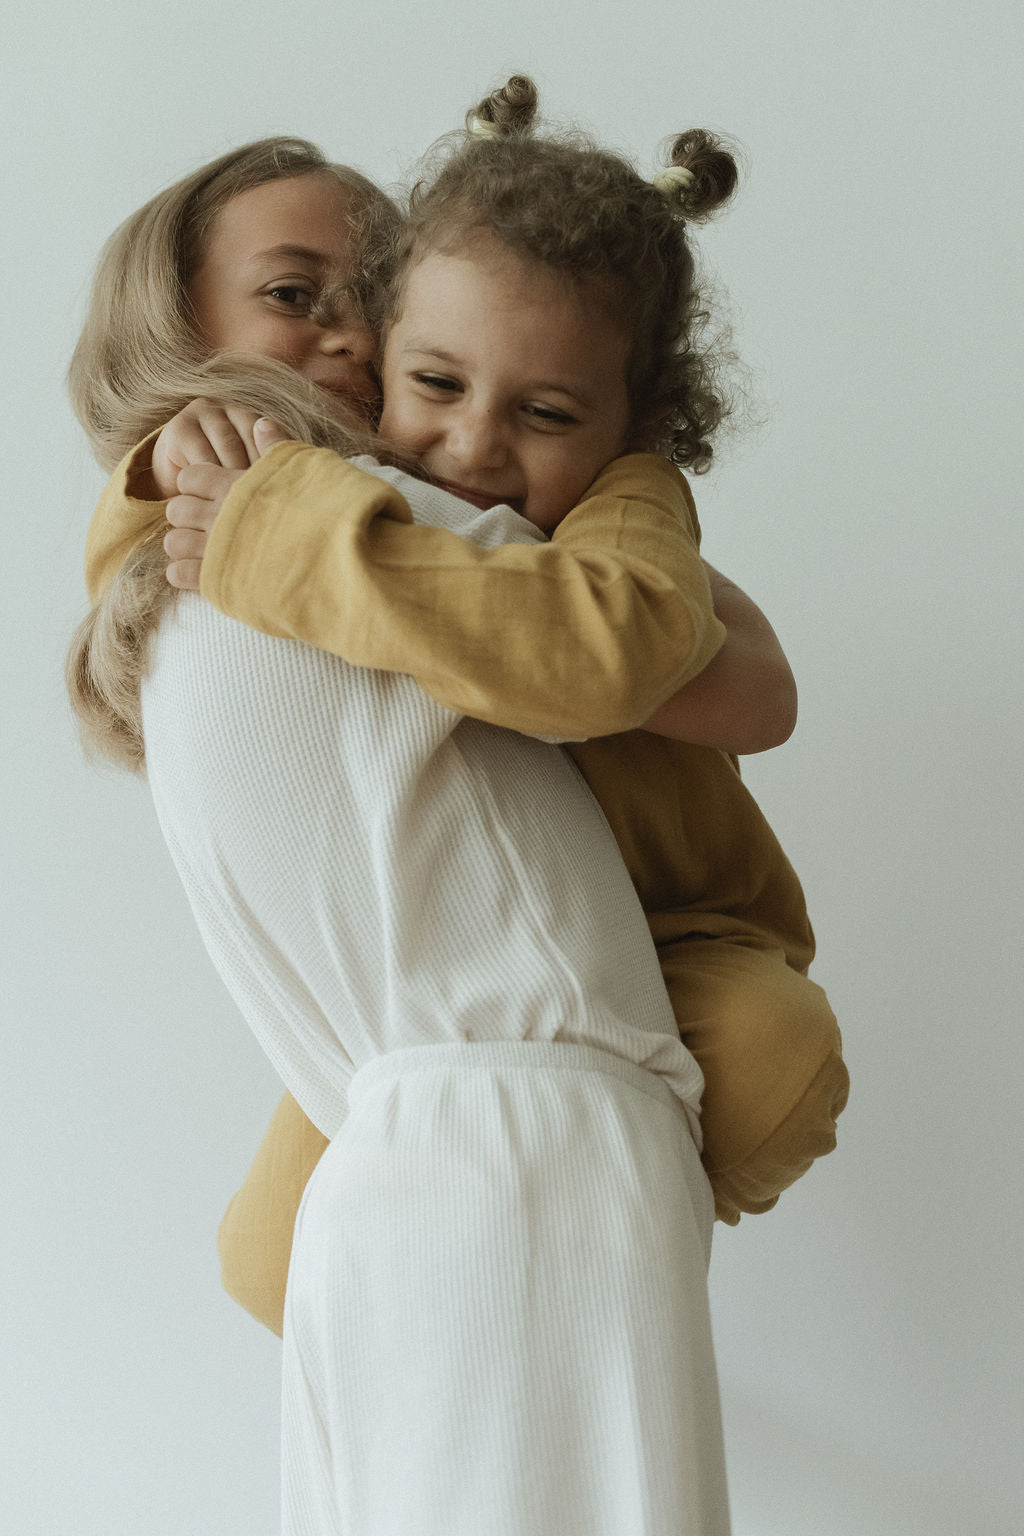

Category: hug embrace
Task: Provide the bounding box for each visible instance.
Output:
[69,73,847,1536]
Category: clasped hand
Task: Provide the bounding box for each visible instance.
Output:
[156,399,288,590]
[165,464,245,590]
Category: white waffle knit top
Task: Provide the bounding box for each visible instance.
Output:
[141,460,705,1141]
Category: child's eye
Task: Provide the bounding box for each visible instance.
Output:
[267,285,313,310]
[525,402,576,427]
[414,372,461,394]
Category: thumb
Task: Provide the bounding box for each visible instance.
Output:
[253,417,290,457]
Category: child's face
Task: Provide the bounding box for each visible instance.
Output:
[379,238,632,531]
[189,174,379,414]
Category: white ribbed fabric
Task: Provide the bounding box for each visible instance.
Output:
[141,462,729,1534]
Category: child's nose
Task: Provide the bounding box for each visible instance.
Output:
[317,318,376,365]
[448,406,508,471]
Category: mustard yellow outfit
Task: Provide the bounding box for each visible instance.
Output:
[87,441,847,1340]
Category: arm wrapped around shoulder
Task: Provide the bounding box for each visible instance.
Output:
[197,445,726,740]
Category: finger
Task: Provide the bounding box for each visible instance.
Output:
[166,559,203,591]
[195,404,261,470]
[158,418,227,468]
[220,405,267,466]
[254,417,291,457]
[164,527,208,562]
[166,492,217,532]
[174,462,242,499]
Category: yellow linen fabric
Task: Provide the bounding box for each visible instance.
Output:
[197,444,726,739]
[84,430,166,601]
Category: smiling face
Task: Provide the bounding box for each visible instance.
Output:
[189,173,379,414]
[378,237,632,531]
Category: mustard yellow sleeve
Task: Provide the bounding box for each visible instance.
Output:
[200,445,726,740]
[84,431,168,604]
[217,1093,329,1338]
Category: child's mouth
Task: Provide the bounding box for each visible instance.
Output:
[431,478,520,513]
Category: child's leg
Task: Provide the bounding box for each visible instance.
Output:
[657,937,849,1225]
[218,1092,328,1336]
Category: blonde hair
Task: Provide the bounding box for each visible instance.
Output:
[67,137,405,773]
[385,76,741,472]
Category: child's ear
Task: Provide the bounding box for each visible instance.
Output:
[253,418,290,457]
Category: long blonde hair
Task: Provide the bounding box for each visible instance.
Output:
[69,136,398,469]
[67,138,404,773]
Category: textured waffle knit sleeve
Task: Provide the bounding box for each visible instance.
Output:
[198,445,726,740]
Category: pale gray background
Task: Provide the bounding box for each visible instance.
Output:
[3,2,1021,1533]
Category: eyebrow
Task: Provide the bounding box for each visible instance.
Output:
[249,244,330,267]
[401,343,596,410]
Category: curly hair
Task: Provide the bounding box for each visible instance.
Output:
[384,75,742,472]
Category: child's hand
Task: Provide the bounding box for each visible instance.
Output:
[162,418,291,589]
[151,399,276,500]
[164,464,246,590]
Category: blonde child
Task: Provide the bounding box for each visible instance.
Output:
[74,123,737,1536]
[71,84,845,1533]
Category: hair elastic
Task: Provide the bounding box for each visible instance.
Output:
[468,116,504,141]
[652,165,695,195]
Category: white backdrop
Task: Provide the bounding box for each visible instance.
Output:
[3,3,1022,1533]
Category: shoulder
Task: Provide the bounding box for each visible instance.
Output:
[583,454,699,533]
[352,456,545,549]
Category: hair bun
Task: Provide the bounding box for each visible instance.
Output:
[467,74,539,138]
[661,129,740,220]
